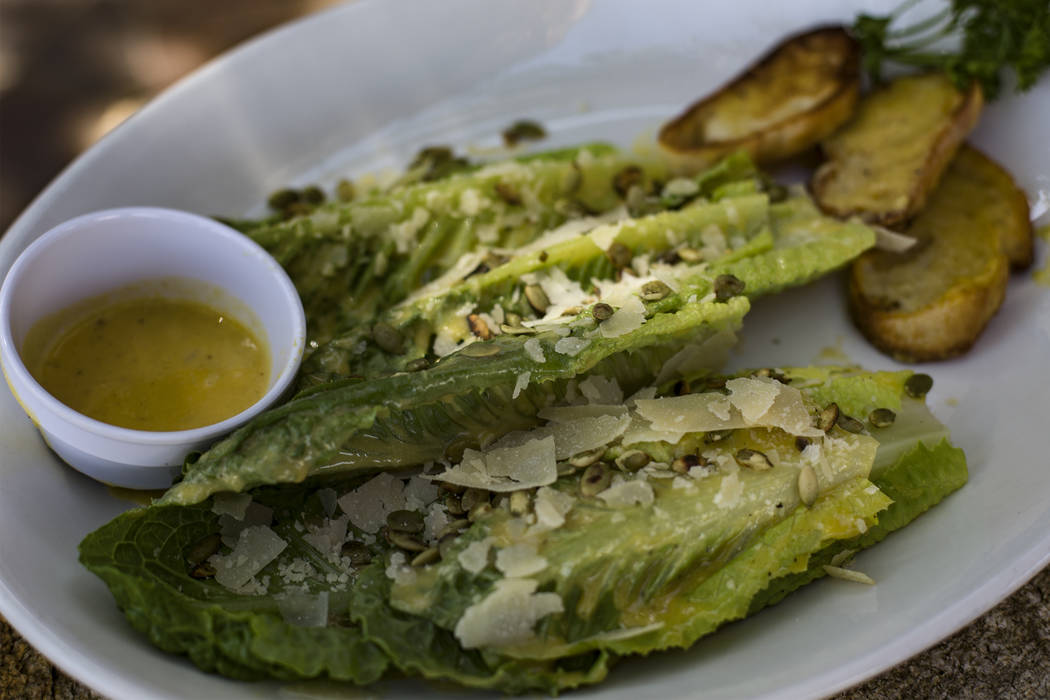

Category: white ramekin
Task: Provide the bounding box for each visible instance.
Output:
[0,207,305,489]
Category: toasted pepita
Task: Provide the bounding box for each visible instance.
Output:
[735,448,773,471]
[459,343,502,358]
[372,322,405,355]
[592,302,615,321]
[798,464,819,507]
[868,408,897,428]
[387,530,426,553]
[467,313,493,340]
[905,373,934,398]
[818,403,840,433]
[386,509,425,534]
[615,450,651,472]
[580,463,612,497]
[714,274,745,301]
[640,280,672,302]
[411,547,441,567]
[341,540,373,567]
[525,283,550,314]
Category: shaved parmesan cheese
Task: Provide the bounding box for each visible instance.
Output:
[542,412,632,460]
[654,328,738,385]
[303,515,349,555]
[277,591,329,628]
[713,470,743,509]
[599,296,646,338]
[458,188,485,216]
[458,537,495,574]
[598,478,655,508]
[454,578,564,649]
[212,525,287,590]
[726,377,780,422]
[523,337,545,363]
[431,435,557,492]
[578,375,623,405]
[587,223,619,251]
[512,371,531,399]
[403,476,440,511]
[554,336,589,356]
[635,378,822,438]
[212,493,252,520]
[533,487,575,530]
[390,207,431,254]
[338,472,406,534]
[495,543,548,577]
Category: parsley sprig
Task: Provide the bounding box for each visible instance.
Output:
[852,0,1050,99]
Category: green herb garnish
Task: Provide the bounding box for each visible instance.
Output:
[852,0,1050,99]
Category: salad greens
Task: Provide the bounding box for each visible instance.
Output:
[79,141,966,694]
[80,367,967,692]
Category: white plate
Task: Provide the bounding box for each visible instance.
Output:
[1,1,1047,698]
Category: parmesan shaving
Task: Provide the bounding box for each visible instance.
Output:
[454,578,564,649]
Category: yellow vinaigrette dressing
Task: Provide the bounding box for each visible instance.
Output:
[23,291,270,431]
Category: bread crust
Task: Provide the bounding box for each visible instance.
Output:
[847,144,1031,362]
[658,26,860,171]
[812,74,983,227]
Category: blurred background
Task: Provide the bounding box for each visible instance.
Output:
[0,0,342,233]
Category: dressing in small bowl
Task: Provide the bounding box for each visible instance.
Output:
[0,207,306,489]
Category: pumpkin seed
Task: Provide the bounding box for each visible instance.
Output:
[905,373,933,398]
[459,342,501,357]
[386,509,424,534]
[640,280,672,302]
[184,533,222,566]
[460,488,489,513]
[341,540,373,567]
[301,185,325,205]
[705,429,733,443]
[467,313,492,340]
[189,562,216,580]
[613,165,644,197]
[405,357,430,372]
[336,178,355,202]
[677,247,704,263]
[868,408,897,428]
[468,502,492,522]
[443,493,465,516]
[818,403,840,433]
[671,454,701,474]
[438,519,470,539]
[494,181,522,205]
[500,323,536,336]
[714,274,745,302]
[508,490,531,516]
[753,367,788,383]
[525,283,550,314]
[502,119,546,147]
[735,448,773,471]
[569,447,605,468]
[411,547,441,567]
[606,242,633,268]
[267,187,300,211]
[580,463,612,497]
[387,530,426,553]
[798,464,819,507]
[615,450,651,472]
[836,413,865,433]
[372,322,405,355]
[592,302,614,321]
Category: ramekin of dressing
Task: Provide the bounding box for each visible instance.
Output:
[0,207,306,489]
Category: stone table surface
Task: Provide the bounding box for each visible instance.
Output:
[2,565,1047,699]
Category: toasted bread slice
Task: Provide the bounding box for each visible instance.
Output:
[848,144,1031,362]
[813,73,982,227]
[658,26,860,171]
